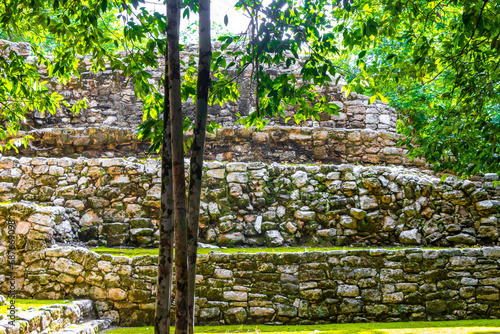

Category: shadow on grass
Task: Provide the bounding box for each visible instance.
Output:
[106,320,500,334]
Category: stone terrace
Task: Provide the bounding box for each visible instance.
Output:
[0,158,498,249]
[19,42,397,133]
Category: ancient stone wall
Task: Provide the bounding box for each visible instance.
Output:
[1,157,498,249]
[28,68,397,133]
[3,246,500,326]
[0,203,76,251]
[3,39,500,328]
[8,127,424,167]
[0,40,397,133]
[0,39,31,57]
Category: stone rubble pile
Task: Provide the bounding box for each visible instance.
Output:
[0,202,74,250]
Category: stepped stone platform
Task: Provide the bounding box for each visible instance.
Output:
[8,126,418,165]
[1,39,500,328]
[0,157,498,249]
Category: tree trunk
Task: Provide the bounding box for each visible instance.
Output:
[166,1,189,334]
[154,41,174,334]
[187,0,211,332]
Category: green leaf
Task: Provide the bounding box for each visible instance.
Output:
[377,93,389,103]
[101,0,107,12]
[183,117,192,132]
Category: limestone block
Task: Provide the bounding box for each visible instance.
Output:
[200,307,220,320]
[223,291,247,301]
[206,169,225,179]
[265,230,284,247]
[359,195,378,210]
[108,288,127,301]
[53,258,84,276]
[249,307,275,317]
[80,211,102,226]
[294,210,315,221]
[339,298,363,313]
[214,269,233,279]
[224,307,247,324]
[398,229,422,245]
[291,171,308,188]
[339,216,357,229]
[227,172,248,183]
[337,285,359,297]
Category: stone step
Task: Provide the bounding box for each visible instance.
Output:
[50,319,111,334]
[0,300,95,334]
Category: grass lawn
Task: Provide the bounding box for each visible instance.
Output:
[104,321,500,334]
[91,246,447,257]
[0,299,71,315]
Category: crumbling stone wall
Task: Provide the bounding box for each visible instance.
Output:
[29,66,397,132]
[0,39,30,57]
[1,157,498,248]
[0,299,96,334]
[8,127,424,166]
[0,40,397,132]
[0,203,77,251]
[3,246,500,326]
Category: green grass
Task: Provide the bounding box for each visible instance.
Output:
[105,320,500,334]
[91,246,448,258]
[0,299,71,314]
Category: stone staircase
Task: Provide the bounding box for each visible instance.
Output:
[0,300,111,334]
[50,319,110,334]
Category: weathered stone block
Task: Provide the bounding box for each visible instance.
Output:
[265,230,284,247]
[398,229,422,245]
[340,298,363,314]
[224,307,247,324]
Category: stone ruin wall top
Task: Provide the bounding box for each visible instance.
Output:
[0,40,398,133]
[5,244,500,326]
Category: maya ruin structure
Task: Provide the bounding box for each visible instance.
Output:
[1,39,500,332]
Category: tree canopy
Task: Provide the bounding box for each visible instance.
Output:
[336,0,500,176]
